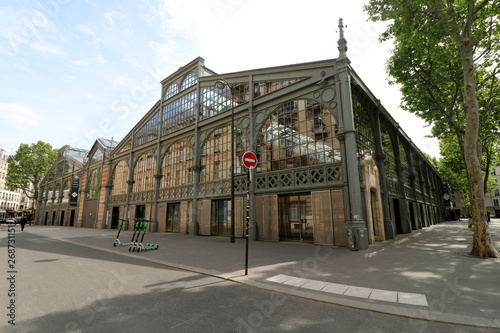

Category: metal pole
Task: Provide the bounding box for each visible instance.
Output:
[215,79,235,243]
[230,86,235,243]
[245,168,249,275]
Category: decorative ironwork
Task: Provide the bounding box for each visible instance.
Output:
[129,190,155,203]
[158,185,194,200]
[109,194,127,205]
[255,165,342,191]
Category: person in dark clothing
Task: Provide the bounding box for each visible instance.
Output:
[20,216,27,231]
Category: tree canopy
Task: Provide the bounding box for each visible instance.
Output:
[365,0,500,257]
[6,141,58,209]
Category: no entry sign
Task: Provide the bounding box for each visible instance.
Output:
[242,151,257,169]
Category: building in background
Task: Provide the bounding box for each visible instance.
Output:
[35,25,447,250]
[485,166,500,218]
[0,149,23,218]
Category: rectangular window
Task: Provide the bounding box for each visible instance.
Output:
[495,189,500,196]
[494,199,499,207]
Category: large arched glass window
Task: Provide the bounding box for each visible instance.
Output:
[132,153,156,192]
[164,84,179,100]
[62,180,70,203]
[181,73,197,91]
[200,126,249,182]
[87,169,101,198]
[353,98,376,161]
[161,91,197,135]
[46,185,53,205]
[381,127,397,181]
[111,160,129,196]
[399,143,410,187]
[54,182,61,203]
[161,141,194,188]
[258,99,340,172]
[134,111,160,147]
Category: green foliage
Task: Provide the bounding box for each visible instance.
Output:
[365,0,500,146]
[365,0,500,256]
[6,141,58,207]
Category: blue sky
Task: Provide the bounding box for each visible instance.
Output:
[0,0,440,158]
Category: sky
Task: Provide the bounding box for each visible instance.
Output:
[0,0,440,158]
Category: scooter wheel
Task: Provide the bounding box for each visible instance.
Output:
[113,243,117,247]
[128,247,132,252]
[137,248,141,253]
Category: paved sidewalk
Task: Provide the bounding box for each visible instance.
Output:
[16,218,500,329]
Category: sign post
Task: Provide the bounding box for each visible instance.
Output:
[242,151,257,275]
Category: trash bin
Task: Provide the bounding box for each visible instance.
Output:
[352,227,369,251]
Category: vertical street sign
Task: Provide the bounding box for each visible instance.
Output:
[242,151,257,275]
[70,173,80,207]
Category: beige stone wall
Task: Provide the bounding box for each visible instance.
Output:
[360,156,385,244]
[198,199,211,235]
[311,191,333,246]
[256,195,279,241]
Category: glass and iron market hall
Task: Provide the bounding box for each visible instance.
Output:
[36,33,446,250]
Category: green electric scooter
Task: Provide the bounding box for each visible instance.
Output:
[136,220,159,252]
[128,221,143,252]
[113,219,129,247]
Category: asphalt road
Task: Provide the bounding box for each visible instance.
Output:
[0,228,497,333]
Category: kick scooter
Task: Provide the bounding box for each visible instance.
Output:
[127,221,142,251]
[129,220,145,252]
[113,219,129,247]
[136,220,159,252]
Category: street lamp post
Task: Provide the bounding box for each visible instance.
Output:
[215,79,235,243]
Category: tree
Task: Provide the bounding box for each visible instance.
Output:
[437,133,498,205]
[6,141,58,211]
[365,0,500,257]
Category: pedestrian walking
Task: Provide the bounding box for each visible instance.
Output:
[20,215,27,231]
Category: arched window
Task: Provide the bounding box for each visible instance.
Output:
[161,141,194,188]
[87,169,101,198]
[164,84,179,100]
[200,126,249,183]
[61,180,70,203]
[111,160,129,196]
[54,182,61,203]
[181,73,197,91]
[399,143,410,187]
[381,127,397,181]
[47,185,53,205]
[132,153,156,192]
[353,98,376,161]
[161,91,197,135]
[258,99,340,172]
[134,111,160,147]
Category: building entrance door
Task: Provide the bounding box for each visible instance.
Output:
[70,210,75,226]
[111,207,120,229]
[211,200,229,236]
[278,194,313,242]
[166,202,180,232]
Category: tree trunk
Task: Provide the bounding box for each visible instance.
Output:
[462,46,499,258]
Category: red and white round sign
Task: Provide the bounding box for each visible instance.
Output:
[242,151,257,169]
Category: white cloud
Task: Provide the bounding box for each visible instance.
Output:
[77,25,94,35]
[104,11,124,31]
[97,55,106,65]
[31,42,66,56]
[0,104,42,129]
[70,59,86,66]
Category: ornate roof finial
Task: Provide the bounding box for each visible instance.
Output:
[338,18,345,39]
[337,18,348,60]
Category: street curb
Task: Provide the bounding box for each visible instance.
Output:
[24,230,500,330]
